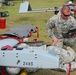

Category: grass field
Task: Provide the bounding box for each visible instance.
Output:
[0,0,76,75]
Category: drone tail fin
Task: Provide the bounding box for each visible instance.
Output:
[19,1,32,13]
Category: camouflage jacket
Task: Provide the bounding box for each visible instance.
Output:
[46,14,76,40]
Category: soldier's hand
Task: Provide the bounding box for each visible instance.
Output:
[52,38,58,46]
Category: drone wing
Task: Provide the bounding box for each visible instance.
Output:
[19,1,60,13]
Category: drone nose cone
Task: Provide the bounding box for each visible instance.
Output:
[6,67,20,75]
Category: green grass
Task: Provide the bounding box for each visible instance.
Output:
[0,0,76,75]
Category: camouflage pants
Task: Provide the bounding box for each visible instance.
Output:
[63,37,76,47]
[55,37,76,48]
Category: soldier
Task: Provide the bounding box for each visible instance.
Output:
[46,5,76,48]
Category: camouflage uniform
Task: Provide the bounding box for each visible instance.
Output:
[46,14,76,47]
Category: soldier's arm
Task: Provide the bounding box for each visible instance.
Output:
[46,17,56,40]
[70,16,76,28]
